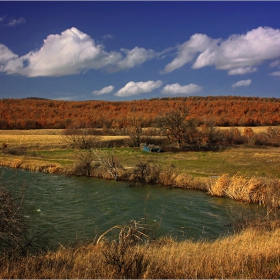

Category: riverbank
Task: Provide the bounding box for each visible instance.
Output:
[1,149,280,211]
[2,226,280,279]
[1,129,280,207]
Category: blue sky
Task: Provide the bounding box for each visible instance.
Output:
[0,1,280,101]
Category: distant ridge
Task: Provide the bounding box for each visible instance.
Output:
[23,97,50,100]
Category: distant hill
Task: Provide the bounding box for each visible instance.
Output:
[23,97,50,100]
[0,96,279,129]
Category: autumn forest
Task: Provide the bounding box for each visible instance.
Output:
[0,96,279,130]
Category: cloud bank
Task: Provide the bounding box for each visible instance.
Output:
[0,27,156,77]
[164,27,280,75]
[161,83,202,95]
[1,26,280,84]
[232,79,252,88]
[115,80,162,97]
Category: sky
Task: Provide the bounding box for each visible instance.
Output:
[0,1,280,101]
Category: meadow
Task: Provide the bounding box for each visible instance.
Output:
[0,128,280,178]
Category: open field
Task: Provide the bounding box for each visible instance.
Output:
[0,129,280,178]
[0,130,128,149]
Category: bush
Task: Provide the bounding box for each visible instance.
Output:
[0,178,49,258]
[129,161,160,186]
[2,146,28,156]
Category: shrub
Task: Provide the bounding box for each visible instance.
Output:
[0,178,49,258]
[129,161,160,186]
[2,146,28,156]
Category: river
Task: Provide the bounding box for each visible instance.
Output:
[0,167,265,247]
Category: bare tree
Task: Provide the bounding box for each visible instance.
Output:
[124,114,146,147]
[72,149,97,177]
[156,108,197,148]
[111,113,146,147]
[94,149,123,181]
[64,127,99,149]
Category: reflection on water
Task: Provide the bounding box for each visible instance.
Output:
[0,167,265,246]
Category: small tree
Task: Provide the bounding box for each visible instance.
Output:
[156,108,198,148]
[199,120,224,149]
[64,127,98,149]
[72,149,97,177]
[111,114,146,147]
[94,149,123,181]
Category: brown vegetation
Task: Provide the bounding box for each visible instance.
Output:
[0,96,280,130]
[2,225,280,279]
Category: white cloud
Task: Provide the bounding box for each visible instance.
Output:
[163,34,215,73]
[103,34,113,39]
[111,47,156,72]
[7,17,26,27]
[270,59,280,68]
[270,71,280,77]
[228,67,257,75]
[92,85,114,95]
[161,83,202,95]
[1,27,156,77]
[0,15,6,22]
[164,27,280,75]
[115,80,162,97]
[0,44,18,66]
[232,79,252,88]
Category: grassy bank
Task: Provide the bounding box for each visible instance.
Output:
[1,226,280,279]
[1,129,280,207]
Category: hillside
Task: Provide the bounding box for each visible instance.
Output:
[0,96,279,129]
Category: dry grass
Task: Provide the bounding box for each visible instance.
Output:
[218,126,273,133]
[0,130,128,150]
[0,156,65,173]
[1,227,280,279]
[208,174,280,207]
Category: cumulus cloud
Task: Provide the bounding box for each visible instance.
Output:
[7,17,26,27]
[115,80,162,97]
[164,27,280,75]
[0,44,18,66]
[232,79,252,88]
[270,71,280,77]
[1,27,156,77]
[110,47,156,72]
[163,34,215,73]
[161,83,202,95]
[92,85,114,95]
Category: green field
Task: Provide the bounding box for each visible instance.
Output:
[0,129,280,178]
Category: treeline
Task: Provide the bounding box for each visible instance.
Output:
[0,96,280,129]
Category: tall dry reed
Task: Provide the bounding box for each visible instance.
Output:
[2,228,280,279]
[208,174,280,207]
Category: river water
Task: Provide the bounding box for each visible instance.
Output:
[1,167,265,246]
